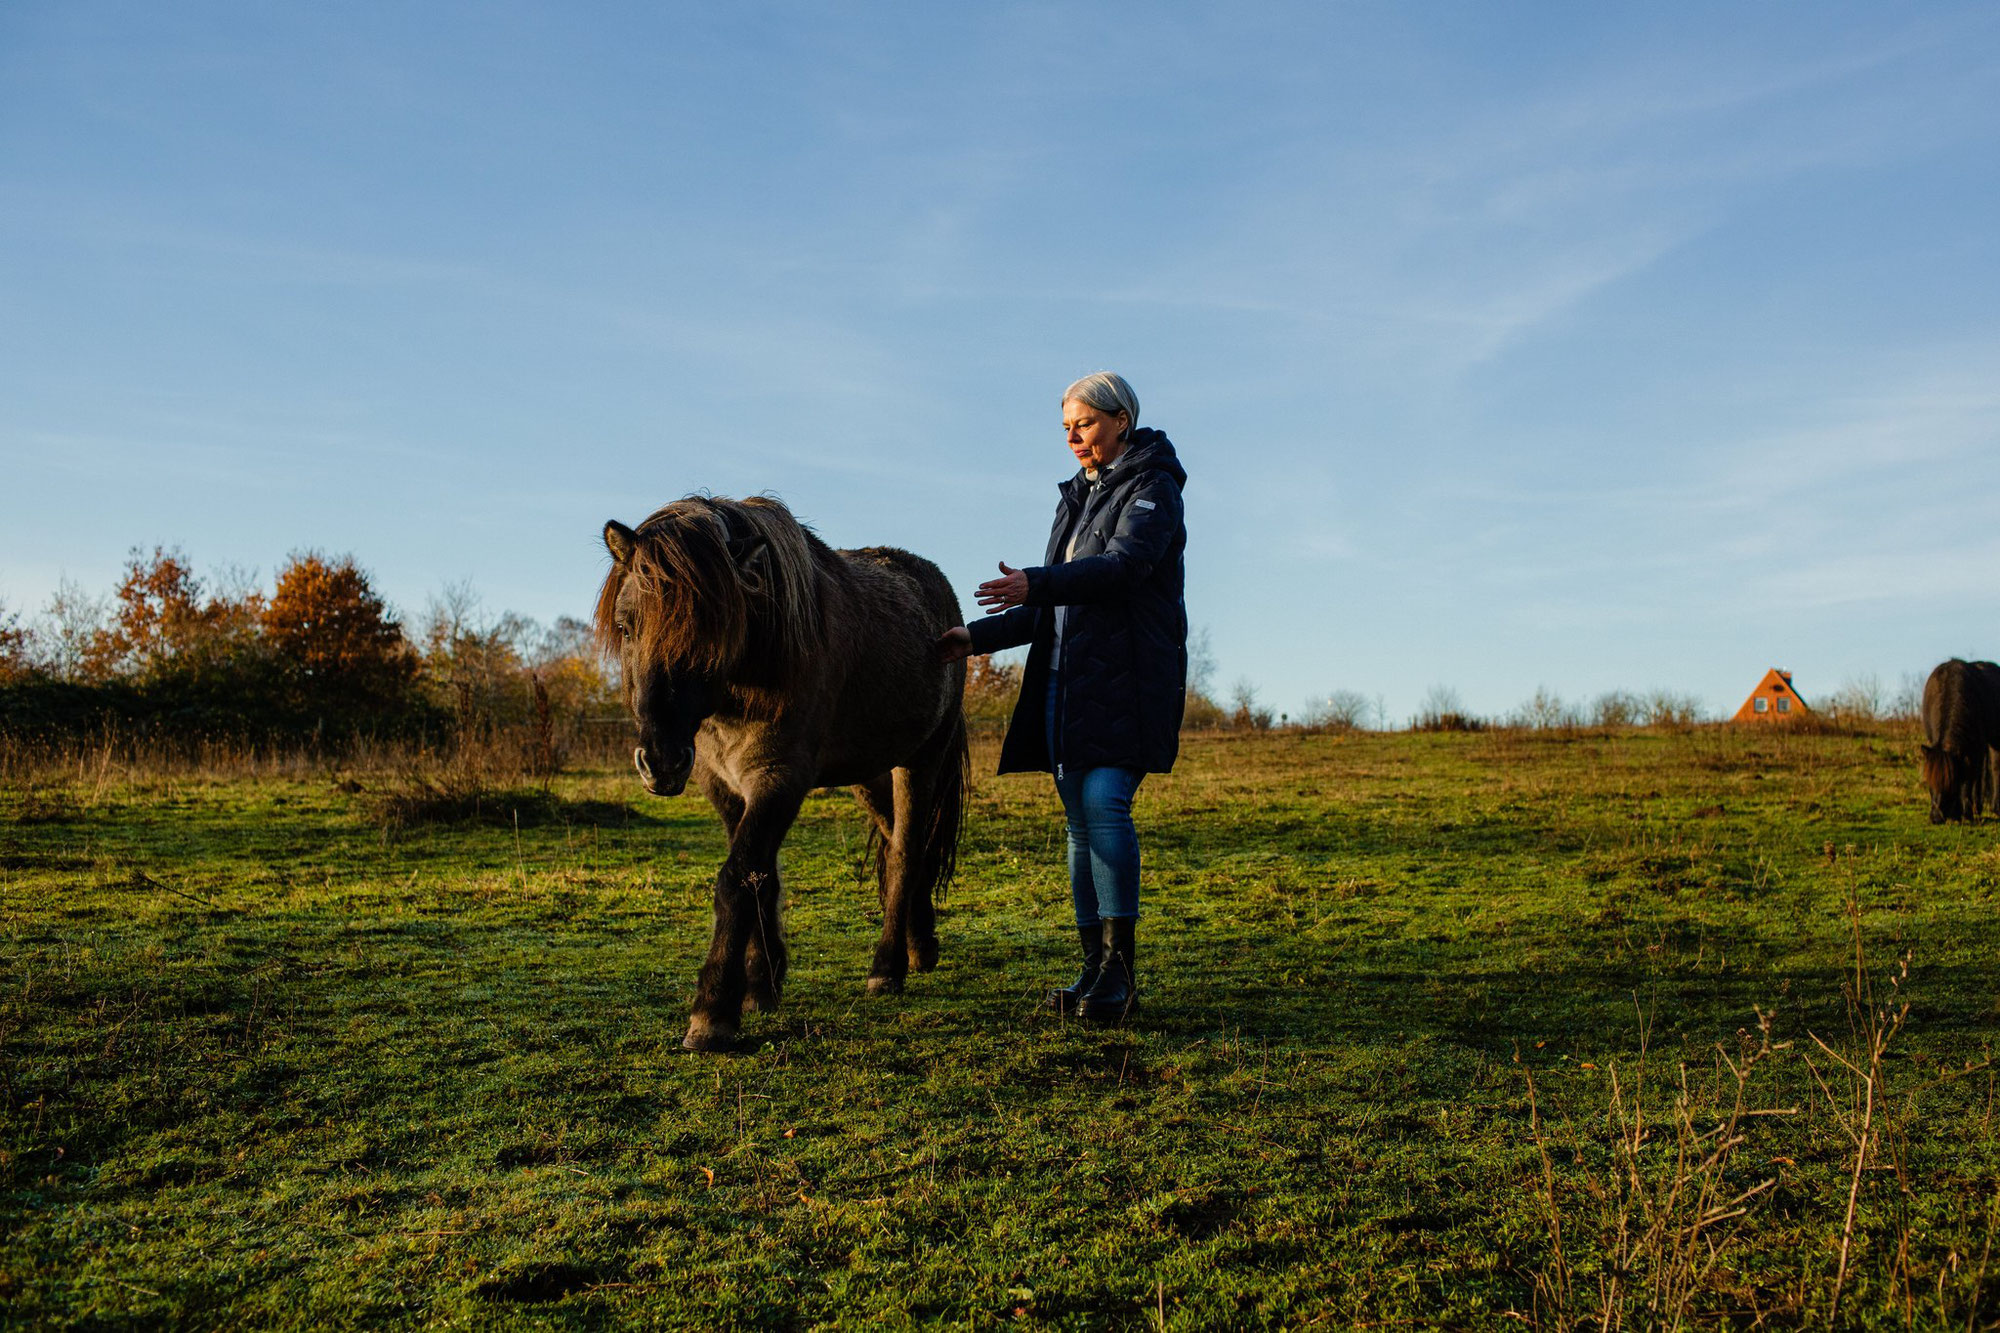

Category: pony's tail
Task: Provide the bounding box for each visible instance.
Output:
[858,713,968,906]
[923,712,971,905]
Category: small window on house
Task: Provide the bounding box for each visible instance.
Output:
[1754,697,1768,713]
[1777,698,1791,713]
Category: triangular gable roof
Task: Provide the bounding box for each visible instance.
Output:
[1732,668,1812,723]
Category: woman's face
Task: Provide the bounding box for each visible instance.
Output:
[1063,398,1129,471]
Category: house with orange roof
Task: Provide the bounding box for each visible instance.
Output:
[1732,668,1812,723]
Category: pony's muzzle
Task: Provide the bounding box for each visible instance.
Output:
[635,744,693,797]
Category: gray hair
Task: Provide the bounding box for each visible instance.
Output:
[1062,371,1140,438]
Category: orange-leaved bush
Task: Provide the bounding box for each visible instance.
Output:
[0,599,30,685]
[264,553,417,719]
[87,546,262,681]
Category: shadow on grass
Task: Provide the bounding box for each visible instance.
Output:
[1143,804,1591,865]
[856,926,2000,1066]
[369,785,661,831]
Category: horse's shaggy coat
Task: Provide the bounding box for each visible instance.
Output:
[597,496,967,1050]
[1919,658,2000,823]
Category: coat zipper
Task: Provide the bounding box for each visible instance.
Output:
[1057,656,1070,779]
[1051,486,1085,784]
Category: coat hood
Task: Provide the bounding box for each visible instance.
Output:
[1064,427,1187,495]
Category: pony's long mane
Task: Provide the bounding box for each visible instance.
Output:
[1920,744,1957,796]
[594,495,824,684]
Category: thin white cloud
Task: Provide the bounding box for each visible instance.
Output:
[1758,539,2000,610]
[1709,377,2000,499]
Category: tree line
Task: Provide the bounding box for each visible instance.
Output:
[5,551,1914,751]
[0,548,616,751]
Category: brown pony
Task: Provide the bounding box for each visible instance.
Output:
[597,495,968,1051]
[1920,658,2000,823]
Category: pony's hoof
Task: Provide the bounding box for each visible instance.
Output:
[865,975,904,997]
[741,991,780,1015]
[909,940,939,973]
[681,1018,738,1052]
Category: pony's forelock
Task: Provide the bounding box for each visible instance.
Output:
[592,495,821,682]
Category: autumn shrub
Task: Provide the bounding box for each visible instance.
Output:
[962,654,1022,734]
[1296,689,1377,733]
[412,586,620,775]
[1508,685,1582,731]
[262,551,422,730]
[2,549,280,740]
[1591,690,1643,727]
[0,548,438,746]
[1181,689,1227,730]
[0,599,30,685]
[1227,678,1275,732]
[1411,684,1487,732]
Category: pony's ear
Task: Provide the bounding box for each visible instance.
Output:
[604,521,639,566]
[735,537,772,594]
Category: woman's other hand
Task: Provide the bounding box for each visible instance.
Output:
[935,626,973,664]
[975,561,1028,613]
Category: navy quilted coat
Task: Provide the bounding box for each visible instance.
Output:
[966,428,1188,775]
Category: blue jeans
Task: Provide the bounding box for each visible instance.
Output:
[1054,765,1145,927]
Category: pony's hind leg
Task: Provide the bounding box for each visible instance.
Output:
[905,776,940,974]
[903,716,965,975]
[867,747,953,989]
[854,776,908,995]
[907,896,939,973]
[853,776,895,911]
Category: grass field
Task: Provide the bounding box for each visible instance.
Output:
[3,727,1999,1328]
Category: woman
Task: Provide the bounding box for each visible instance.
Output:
[937,371,1188,1023]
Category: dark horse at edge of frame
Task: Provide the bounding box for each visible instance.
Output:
[1919,657,2000,823]
[596,494,968,1051]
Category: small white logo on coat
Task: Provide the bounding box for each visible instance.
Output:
[1133,498,1156,510]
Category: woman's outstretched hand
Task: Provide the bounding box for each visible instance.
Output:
[975,561,1028,613]
[935,626,973,664]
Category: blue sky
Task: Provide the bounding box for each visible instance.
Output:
[4,2,1997,721]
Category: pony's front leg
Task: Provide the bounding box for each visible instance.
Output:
[698,775,778,1013]
[684,785,804,1052]
[740,865,785,1014]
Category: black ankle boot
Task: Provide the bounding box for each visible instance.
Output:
[1047,924,1104,1014]
[1078,917,1137,1023]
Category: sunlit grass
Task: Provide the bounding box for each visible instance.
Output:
[2,727,1996,1327]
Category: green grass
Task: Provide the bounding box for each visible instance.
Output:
[3,727,1998,1328]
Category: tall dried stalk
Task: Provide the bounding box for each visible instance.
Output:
[1523,1000,1793,1330]
[1803,894,1910,1325]
[1519,1050,1572,1323]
